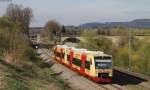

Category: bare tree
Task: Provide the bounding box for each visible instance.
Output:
[43,20,61,45]
[22,7,33,34]
[6,4,33,35]
[61,25,66,35]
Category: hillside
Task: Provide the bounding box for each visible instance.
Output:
[80,19,150,29]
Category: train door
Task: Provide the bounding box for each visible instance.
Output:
[89,56,95,76]
[54,47,57,61]
[80,54,86,75]
[60,48,63,63]
[69,50,73,68]
[64,49,68,64]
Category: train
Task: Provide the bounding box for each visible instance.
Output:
[54,45,113,83]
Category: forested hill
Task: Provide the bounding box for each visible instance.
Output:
[80,19,150,29]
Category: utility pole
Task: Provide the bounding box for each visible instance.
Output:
[128,29,132,72]
[60,31,62,45]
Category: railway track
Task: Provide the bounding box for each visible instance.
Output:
[39,49,127,90]
[39,49,150,90]
[41,49,150,90]
[51,60,123,90]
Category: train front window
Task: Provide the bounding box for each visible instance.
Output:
[94,57,112,69]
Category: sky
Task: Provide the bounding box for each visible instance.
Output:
[0,0,150,26]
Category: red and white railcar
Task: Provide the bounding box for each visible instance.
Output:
[54,45,113,83]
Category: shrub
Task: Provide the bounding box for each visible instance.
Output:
[77,30,115,54]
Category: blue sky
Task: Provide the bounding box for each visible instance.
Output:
[0,0,150,26]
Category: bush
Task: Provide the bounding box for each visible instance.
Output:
[77,30,115,54]
[114,44,129,69]
[114,37,150,76]
[132,38,150,75]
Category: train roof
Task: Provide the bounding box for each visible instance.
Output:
[72,47,87,52]
[86,51,112,57]
[85,51,103,54]
[73,48,87,51]
[56,45,72,49]
[85,51,103,55]
[55,45,112,57]
[56,45,68,47]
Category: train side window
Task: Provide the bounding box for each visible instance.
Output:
[103,56,111,59]
[56,52,61,57]
[67,55,70,61]
[73,58,82,67]
[90,59,92,65]
[62,53,65,59]
[85,61,90,70]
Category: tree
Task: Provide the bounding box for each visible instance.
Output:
[77,30,115,54]
[61,25,66,34]
[0,16,29,64]
[6,4,33,35]
[43,20,61,45]
[0,16,16,30]
[114,44,129,68]
[97,28,102,35]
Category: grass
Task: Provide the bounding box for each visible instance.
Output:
[0,53,72,90]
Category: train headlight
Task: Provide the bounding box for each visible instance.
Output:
[109,73,112,77]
